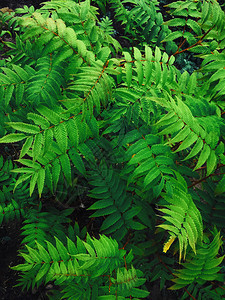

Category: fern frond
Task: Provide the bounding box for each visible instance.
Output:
[13,232,148,298]
[0,64,33,107]
[157,91,223,175]
[122,132,175,197]
[0,155,37,225]
[109,0,174,51]
[193,178,225,230]
[21,207,73,248]
[68,60,114,114]
[0,197,25,225]
[170,232,224,290]
[158,174,203,260]
[88,161,145,241]
[163,0,225,56]
[0,104,100,196]
[25,56,65,107]
[121,45,176,89]
[12,234,125,287]
[111,266,149,298]
[200,52,225,103]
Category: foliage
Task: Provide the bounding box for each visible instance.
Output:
[0,0,225,299]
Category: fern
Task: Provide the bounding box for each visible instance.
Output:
[158,174,203,260]
[171,232,224,290]
[88,160,145,241]
[0,0,224,299]
[12,233,149,298]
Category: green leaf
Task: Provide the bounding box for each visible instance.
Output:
[184,138,203,161]
[54,123,68,153]
[66,119,79,148]
[55,237,70,261]
[27,113,50,129]
[168,127,190,145]
[175,131,198,152]
[46,241,60,261]
[80,0,90,21]
[0,133,27,143]
[12,64,29,81]
[125,62,132,87]
[186,19,201,35]
[169,55,175,65]
[59,153,72,185]
[144,59,153,84]
[88,117,99,138]
[88,199,113,210]
[13,174,32,193]
[37,105,61,125]
[144,167,161,187]
[5,85,14,106]
[130,221,146,230]
[194,143,210,170]
[159,119,184,135]
[202,0,209,24]
[15,84,25,106]
[155,46,161,62]
[101,212,121,231]
[52,158,61,190]
[164,18,186,27]
[30,171,39,196]
[7,122,40,134]
[35,263,50,283]
[133,47,142,61]
[33,133,43,161]
[69,149,86,175]
[36,242,51,263]
[206,150,217,175]
[130,287,149,298]
[204,256,224,269]
[135,60,144,85]
[155,61,161,86]
[215,175,225,195]
[20,137,33,159]
[37,168,45,197]
[162,31,183,42]
[56,19,66,37]
[98,296,122,300]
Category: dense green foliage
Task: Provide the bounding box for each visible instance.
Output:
[0,0,225,299]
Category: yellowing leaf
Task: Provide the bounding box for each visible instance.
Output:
[163,236,176,253]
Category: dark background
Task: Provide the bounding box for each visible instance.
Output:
[1,0,42,9]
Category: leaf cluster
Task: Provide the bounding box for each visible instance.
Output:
[0,0,225,299]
